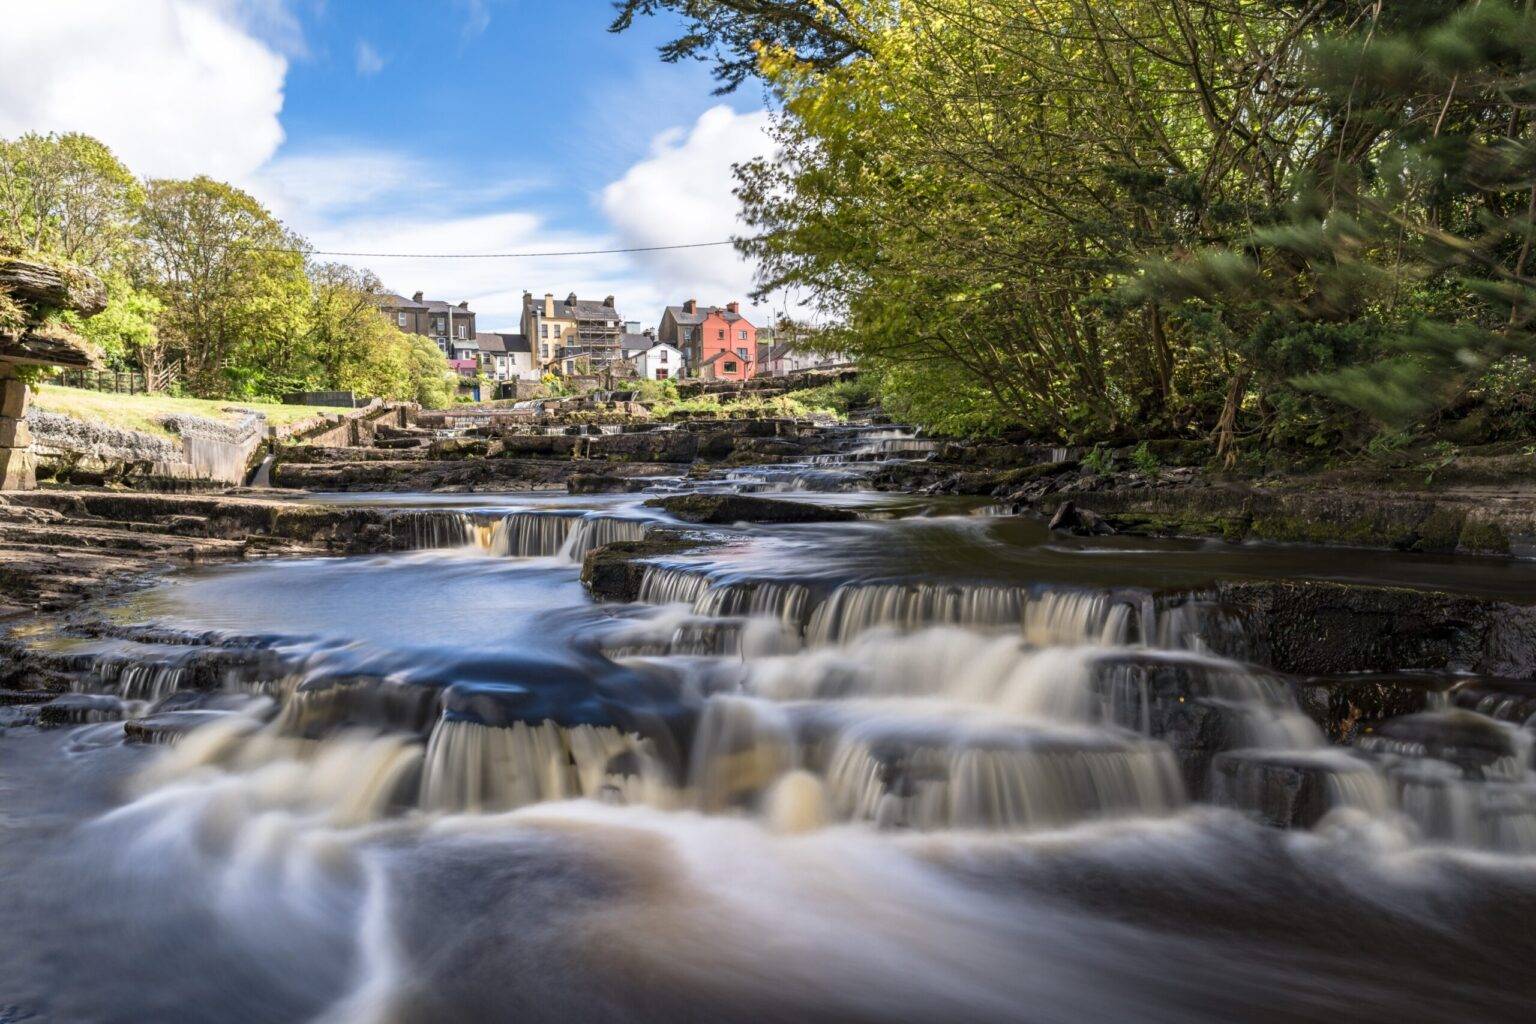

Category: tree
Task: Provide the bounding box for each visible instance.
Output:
[0,132,142,267]
[137,177,309,396]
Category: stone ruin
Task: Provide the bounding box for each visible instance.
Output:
[0,252,106,489]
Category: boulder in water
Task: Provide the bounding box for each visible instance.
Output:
[1047,500,1112,535]
[37,693,126,726]
[1211,749,1384,829]
[645,494,858,524]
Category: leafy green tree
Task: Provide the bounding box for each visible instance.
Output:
[137,176,309,396]
[0,132,141,266]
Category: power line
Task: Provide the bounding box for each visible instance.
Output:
[262,239,747,259]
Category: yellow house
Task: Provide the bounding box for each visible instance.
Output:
[520,291,579,370]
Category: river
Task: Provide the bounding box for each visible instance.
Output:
[3,452,1536,1022]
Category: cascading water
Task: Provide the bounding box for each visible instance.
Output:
[15,475,1536,1021]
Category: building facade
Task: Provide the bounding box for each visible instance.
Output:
[520,291,625,375]
[620,332,682,380]
[378,291,477,356]
[660,300,756,381]
[477,332,537,381]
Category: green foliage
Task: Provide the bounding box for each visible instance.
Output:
[1083,445,1114,476]
[614,0,1536,455]
[1,131,456,407]
[782,374,875,416]
[1130,442,1159,476]
[630,377,680,404]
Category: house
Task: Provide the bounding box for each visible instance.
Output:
[476,332,537,381]
[520,291,625,375]
[378,291,476,356]
[659,299,757,381]
[620,331,682,381]
[758,336,852,377]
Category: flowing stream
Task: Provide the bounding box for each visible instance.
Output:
[6,466,1536,1022]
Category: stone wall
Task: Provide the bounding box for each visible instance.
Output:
[0,366,36,489]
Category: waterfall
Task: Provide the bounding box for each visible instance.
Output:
[478,512,649,560]
[391,511,476,550]
[485,512,581,557]
[696,581,815,626]
[681,695,1186,831]
[556,516,650,562]
[418,718,652,812]
[638,567,714,606]
[806,584,1028,644]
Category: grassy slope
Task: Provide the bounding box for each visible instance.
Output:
[31,385,349,439]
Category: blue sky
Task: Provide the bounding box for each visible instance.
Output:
[0,0,787,330]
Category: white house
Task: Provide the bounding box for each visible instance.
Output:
[621,332,683,380]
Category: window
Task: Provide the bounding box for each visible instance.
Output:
[457,325,466,339]
[736,347,749,361]
[656,368,669,380]
[723,361,738,374]
[717,329,725,339]
[739,329,747,340]
[397,312,407,327]
[658,349,668,363]
[540,324,549,338]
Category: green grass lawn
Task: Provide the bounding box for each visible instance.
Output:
[31,385,350,439]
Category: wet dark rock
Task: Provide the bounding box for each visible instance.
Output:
[1047,500,1111,536]
[37,693,126,726]
[124,709,240,744]
[1210,750,1373,828]
[645,494,858,524]
[427,437,491,460]
[1293,673,1455,742]
[491,435,579,459]
[580,530,710,602]
[1213,580,1536,678]
[1362,709,1527,779]
[585,432,698,464]
[567,473,659,494]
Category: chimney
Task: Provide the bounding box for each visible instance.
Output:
[726,301,740,314]
[566,292,578,306]
[458,300,469,310]
[603,295,615,308]
[683,299,697,314]
[412,291,424,302]
[543,293,554,318]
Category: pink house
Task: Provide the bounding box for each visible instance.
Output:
[696,302,757,381]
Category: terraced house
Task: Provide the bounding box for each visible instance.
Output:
[520,291,625,375]
[659,300,756,381]
[378,291,477,357]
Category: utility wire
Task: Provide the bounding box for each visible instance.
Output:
[256,239,747,259]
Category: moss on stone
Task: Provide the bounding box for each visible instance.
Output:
[1410,507,1467,553]
[1458,517,1511,554]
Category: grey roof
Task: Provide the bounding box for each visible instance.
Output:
[451,336,480,350]
[475,332,506,353]
[534,295,622,322]
[620,333,656,353]
[490,332,530,354]
[665,304,707,326]
[767,341,795,362]
[666,304,750,326]
[379,292,472,315]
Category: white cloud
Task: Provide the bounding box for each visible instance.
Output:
[355,39,385,77]
[601,105,787,324]
[0,0,288,181]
